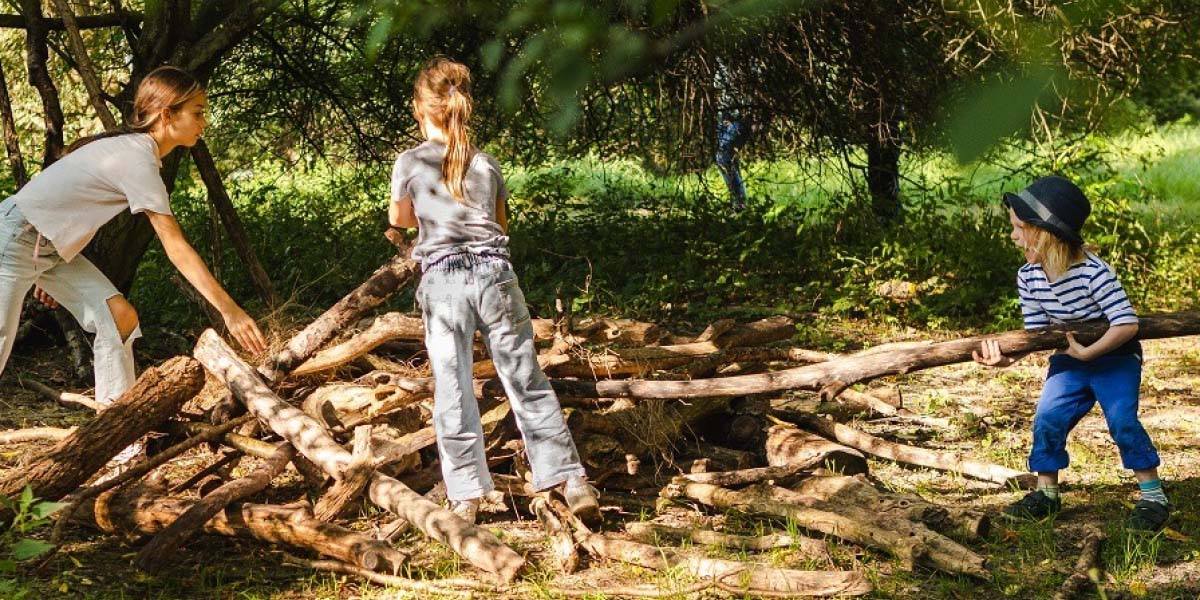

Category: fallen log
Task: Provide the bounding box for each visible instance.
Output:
[313,426,374,522]
[574,521,870,596]
[194,329,526,582]
[789,474,990,541]
[134,442,297,572]
[765,424,868,475]
[0,426,74,444]
[670,481,989,579]
[0,356,205,515]
[1053,526,1105,600]
[677,463,813,488]
[787,414,1034,488]
[624,522,831,558]
[76,484,407,573]
[259,254,420,383]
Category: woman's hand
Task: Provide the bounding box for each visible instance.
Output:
[222,304,267,355]
[33,286,59,309]
[973,339,1014,368]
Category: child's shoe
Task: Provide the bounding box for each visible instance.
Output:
[449,498,480,525]
[562,475,601,526]
[1127,499,1169,532]
[1002,489,1061,521]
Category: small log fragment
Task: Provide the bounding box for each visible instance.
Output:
[135,442,298,572]
[670,481,990,579]
[531,495,580,573]
[19,377,104,412]
[194,330,526,582]
[678,463,813,488]
[1052,526,1105,600]
[0,356,205,515]
[0,426,74,444]
[624,522,830,559]
[788,414,1033,488]
[77,485,407,573]
[313,426,375,521]
[765,424,868,475]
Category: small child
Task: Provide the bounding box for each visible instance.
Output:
[387,57,600,525]
[974,175,1168,531]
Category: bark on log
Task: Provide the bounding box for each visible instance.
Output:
[624,522,831,558]
[259,255,419,383]
[670,481,989,579]
[300,383,427,434]
[0,357,204,512]
[194,330,526,582]
[313,426,374,522]
[576,527,870,596]
[76,484,407,573]
[0,427,74,444]
[788,474,991,541]
[1053,526,1104,600]
[134,442,297,572]
[765,424,868,475]
[788,414,1034,488]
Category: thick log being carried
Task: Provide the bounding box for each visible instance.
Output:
[0,356,205,515]
[194,330,525,582]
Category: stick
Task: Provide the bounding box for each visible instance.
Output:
[624,522,831,558]
[313,425,374,521]
[1052,526,1105,600]
[0,426,74,444]
[18,377,104,412]
[788,414,1034,488]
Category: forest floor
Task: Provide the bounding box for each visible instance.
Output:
[2,317,1199,600]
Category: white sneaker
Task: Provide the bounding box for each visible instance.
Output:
[449,498,480,525]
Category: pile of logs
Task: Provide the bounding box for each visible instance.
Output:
[2,247,1198,597]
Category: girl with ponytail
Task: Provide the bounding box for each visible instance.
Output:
[0,66,267,461]
[389,57,600,525]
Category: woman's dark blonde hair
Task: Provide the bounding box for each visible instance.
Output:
[412,57,474,202]
[66,65,204,153]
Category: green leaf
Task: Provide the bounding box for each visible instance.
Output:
[946,66,1061,163]
[9,539,55,561]
[31,502,68,520]
[19,486,33,510]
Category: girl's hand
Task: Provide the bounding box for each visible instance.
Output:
[1060,332,1093,361]
[972,339,1013,368]
[222,305,268,355]
[33,286,59,309]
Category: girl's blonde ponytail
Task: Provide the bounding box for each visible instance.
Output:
[413,58,474,203]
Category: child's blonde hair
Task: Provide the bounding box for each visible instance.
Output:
[1026,225,1087,281]
[412,57,473,203]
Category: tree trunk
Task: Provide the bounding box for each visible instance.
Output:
[18,0,64,167]
[865,124,901,223]
[0,60,27,187]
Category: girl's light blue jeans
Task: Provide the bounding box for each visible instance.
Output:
[418,254,585,502]
[0,199,141,405]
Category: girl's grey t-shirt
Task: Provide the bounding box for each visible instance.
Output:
[390,141,509,269]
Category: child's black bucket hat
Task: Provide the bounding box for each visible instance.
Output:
[1002,175,1090,246]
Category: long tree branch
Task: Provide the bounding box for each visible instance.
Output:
[49,0,120,130]
[17,0,65,166]
[0,59,27,187]
[0,12,140,30]
[182,0,286,77]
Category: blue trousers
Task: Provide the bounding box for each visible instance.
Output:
[1029,348,1160,473]
[715,118,748,205]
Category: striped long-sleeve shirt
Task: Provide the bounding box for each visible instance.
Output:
[1016,252,1138,330]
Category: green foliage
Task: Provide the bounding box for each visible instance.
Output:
[0,485,65,580]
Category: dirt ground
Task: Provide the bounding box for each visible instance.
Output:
[1,321,1198,600]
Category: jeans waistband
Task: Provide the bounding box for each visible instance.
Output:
[423,252,509,273]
